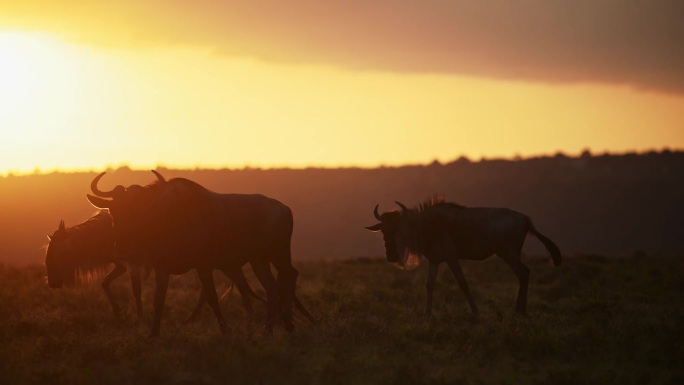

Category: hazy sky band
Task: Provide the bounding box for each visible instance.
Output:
[2,0,683,94]
[1,1,683,174]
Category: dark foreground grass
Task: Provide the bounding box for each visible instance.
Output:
[1,254,683,385]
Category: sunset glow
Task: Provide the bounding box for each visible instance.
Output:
[0,32,92,134]
[1,2,684,175]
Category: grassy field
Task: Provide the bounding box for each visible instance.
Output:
[1,254,682,385]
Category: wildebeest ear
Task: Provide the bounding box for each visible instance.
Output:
[86,194,112,209]
[365,223,383,232]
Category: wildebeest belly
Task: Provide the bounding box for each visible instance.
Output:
[442,218,494,260]
[446,207,526,260]
[138,193,291,273]
[451,233,494,260]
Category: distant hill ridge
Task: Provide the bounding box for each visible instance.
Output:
[2,150,683,265]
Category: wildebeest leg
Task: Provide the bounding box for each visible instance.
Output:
[251,261,279,335]
[185,286,206,324]
[223,269,257,314]
[271,242,297,332]
[186,269,264,323]
[196,268,228,334]
[150,270,170,338]
[129,264,143,321]
[274,264,297,332]
[101,262,127,315]
[498,251,530,314]
[293,296,316,324]
[446,259,479,314]
[425,262,439,316]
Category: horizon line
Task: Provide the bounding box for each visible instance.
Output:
[2,147,680,178]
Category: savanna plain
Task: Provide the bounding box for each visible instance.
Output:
[1,253,682,385]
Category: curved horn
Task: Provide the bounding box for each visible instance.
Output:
[151,170,166,183]
[90,172,123,198]
[373,204,382,221]
[395,201,409,214]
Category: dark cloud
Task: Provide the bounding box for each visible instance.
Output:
[3,0,684,93]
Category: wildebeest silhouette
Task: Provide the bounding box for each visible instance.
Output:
[86,170,313,337]
[365,197,561,315]
[45,212,143,317]
[45,212,264,321]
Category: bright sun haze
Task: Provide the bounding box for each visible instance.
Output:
[1,2,684,175]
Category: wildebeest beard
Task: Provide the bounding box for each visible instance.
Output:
[393,215,426,270]
[45,211,115,288]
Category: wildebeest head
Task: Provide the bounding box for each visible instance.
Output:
[365,202,419,268]
[45,220,76,288]
[86,170,166,253]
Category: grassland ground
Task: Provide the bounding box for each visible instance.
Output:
[0,254,682,384]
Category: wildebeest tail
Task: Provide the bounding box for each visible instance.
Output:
[526,216,562,266]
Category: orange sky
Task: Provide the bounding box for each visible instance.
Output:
[1,1,683,174]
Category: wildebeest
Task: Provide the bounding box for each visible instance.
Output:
[86,170,314,337]
[45,211,264,321]
[46,212,143,318]
[365,197,561,315]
